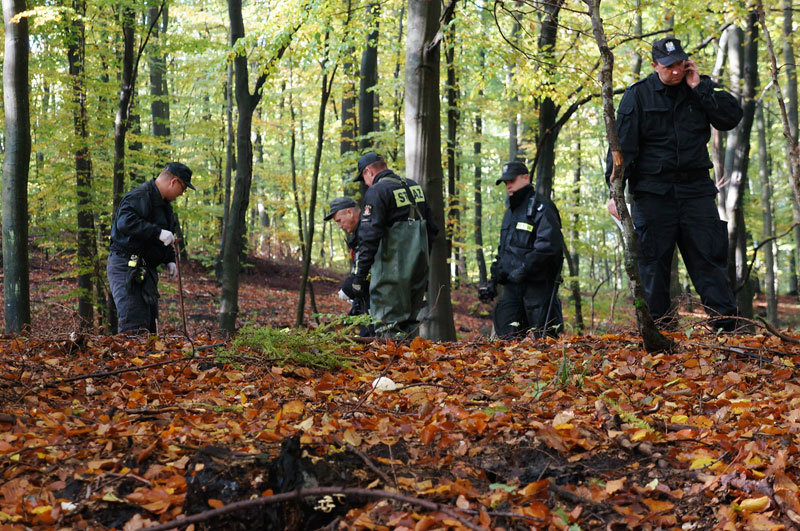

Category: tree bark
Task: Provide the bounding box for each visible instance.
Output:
[584,0,671,352]
[359,2,379,151]
[219,0,294,332]
[148,5,170,143]
[756,101,777,324]
[721,16,758,320]
[445,21,461,286]
[783,0,800,297]
[533,0,564,200]
[405,0,456,340]
[2,0,31,334]
[568,139,584,333]
[473,111,487,284]
[68,0,97,331]
[296,34,335,326]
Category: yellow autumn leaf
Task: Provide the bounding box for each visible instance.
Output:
[343,428,362,447]
[740,496,770,512]
[671,414,689,423]
[30,506,53,515]
[553,423,574,430]
[0,511,23,522]
[690,457,717,469]
[631,429,648,442]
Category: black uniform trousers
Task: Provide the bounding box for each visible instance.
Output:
[107,252,159,334]
[493,280,563,338]
[632,191,737,327]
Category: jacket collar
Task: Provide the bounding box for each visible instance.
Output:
[372,168,398,185]
[508,184,534,210]
[147,179,168,207]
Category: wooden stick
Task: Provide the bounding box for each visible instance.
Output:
[142,486,484,531]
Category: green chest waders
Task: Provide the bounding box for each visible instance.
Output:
[369,178,430,337]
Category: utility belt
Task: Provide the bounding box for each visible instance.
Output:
[639,169,709,184]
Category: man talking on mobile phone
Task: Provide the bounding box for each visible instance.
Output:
[605,37,743,331]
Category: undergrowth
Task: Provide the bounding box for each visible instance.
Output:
[217,316,367,370]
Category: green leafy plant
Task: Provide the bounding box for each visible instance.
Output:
[217,316,364,370]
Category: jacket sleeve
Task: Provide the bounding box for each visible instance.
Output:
[692,76,743,131]
[354,188,388,278]
[605,88,639,187]
[520,203,564,280]
[421,199,439,252]
[115,193,161,243]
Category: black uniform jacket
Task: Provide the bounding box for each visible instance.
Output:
[606,73,743,196]
[355,169,438,279]
[491,185,563,284]
[110,179,176,267]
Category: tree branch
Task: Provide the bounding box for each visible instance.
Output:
[142,487,484,531]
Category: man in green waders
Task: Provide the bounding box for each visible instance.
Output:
[341,153,438,338]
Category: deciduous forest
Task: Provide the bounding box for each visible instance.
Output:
[3,0,800,529]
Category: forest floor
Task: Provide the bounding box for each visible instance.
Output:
[2,252,800,529]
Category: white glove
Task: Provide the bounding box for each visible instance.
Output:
[166,262,177,278]
[338,289,352,302]
[159,229,175,246]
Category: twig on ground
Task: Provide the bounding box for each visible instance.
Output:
[142,486,483,531]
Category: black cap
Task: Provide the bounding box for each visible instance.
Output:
[652,37,688,66]
[496,161,529,185]
[164,162,195,190]
[324,196,358,221]
[353,152,384,182]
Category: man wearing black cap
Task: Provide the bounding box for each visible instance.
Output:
[343,152,438,337]
[324,197,369,320]
[481,161,564,338]
[605,36,742,331]
[107,162,194,333]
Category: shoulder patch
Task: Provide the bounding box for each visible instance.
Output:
[362,205,372,217]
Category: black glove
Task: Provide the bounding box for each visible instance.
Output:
[508,267,526,284]
[478,283,497,303]
[342,274,368,300]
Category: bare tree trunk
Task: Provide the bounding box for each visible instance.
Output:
[445,22,460,286]
[783,0,800,297]
[721,15,758,320]
[756,101,778,324]
[68,0,97,331]
[473,111,487,284]
[359,2,379,151]
[148,5,170,144]
[219,0,295,332]
[568,139,584,333]
[584,0,671,352]
[405,0,456,340]
[296,34,335,326]
[2,0,31,334]
[533,0,564,200]
[341,0,357,157]
[757,0,800,301]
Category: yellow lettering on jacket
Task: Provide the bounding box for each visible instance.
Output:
[516,222,533,232]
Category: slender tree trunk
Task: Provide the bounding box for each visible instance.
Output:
[757,0,800,302]
[2,0,31,334]
[391,4,405,161]
[219,0,295,332]
[756,101,778,324]
[533,0,564,200]
[149,5,170,143]
[473,111,486,284]
[568,138,584,333]
[359,2,379,151]
[445,22,460,286]
[783,0,800,297]
[405,0,456,340]
[722,15,758,320]
[296,35,335,326]
[584,0,671,352]
[507,2,522,161]
[68,0,97,331]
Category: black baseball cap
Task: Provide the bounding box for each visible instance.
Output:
[652,37,688,66]
[496,161,529,185]
[353,152,384,182]
[324,197,358,221]
[164,162,195,190]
